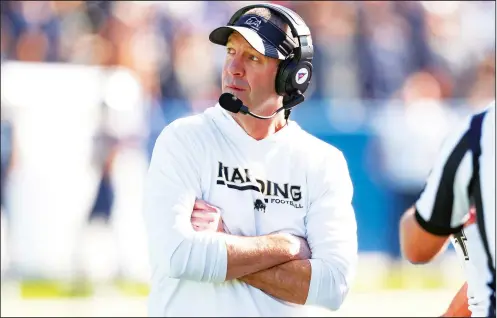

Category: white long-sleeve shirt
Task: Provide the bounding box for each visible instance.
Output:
[143,104,358,317]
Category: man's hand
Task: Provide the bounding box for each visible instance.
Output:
[191,199,225,233]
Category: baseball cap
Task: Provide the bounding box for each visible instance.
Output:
[209,14,297,60]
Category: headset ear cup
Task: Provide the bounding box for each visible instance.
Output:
[289,61,312,95]
[275,58,294,96]
[275,59,313,96]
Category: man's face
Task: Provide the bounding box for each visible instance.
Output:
[222,32,281,114]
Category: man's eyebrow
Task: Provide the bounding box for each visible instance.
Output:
[226,35,235,47]
[226,39,264,58]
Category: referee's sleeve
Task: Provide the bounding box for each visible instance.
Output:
[143,123,228,284]
[415,117,473,236]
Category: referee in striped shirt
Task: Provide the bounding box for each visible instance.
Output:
[400,101,495,317]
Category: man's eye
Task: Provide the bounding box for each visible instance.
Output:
[249,55,259,62]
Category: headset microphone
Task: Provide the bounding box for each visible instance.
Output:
[218,93,247,114]
[219,93,304,120]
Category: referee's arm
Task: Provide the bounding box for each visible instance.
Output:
[400,117,473,264]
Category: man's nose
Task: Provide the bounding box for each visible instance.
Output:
[228,56,244,77]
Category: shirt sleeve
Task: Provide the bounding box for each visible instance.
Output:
[143,123,228,283]
[304,150,358,311]
[415,117,473,236]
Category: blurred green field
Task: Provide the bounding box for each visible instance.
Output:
[0,252,465,316]
[1,286,454,317]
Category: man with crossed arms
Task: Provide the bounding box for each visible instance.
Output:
[143,3,357,317]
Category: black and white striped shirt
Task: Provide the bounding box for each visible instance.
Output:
[415,101,495,317]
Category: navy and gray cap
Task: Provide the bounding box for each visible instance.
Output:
[209,14,297,60]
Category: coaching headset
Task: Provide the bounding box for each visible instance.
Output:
[210,3,314,119]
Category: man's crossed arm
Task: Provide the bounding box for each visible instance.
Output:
[239,258,312,305]
[190,197,357,311]
[191,200,312,304]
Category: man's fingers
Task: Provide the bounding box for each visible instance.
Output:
[194,199,220,212]
[192,224,208,232]
[191,210,218,221]
[191,200,223,233]
[191,216,214,225]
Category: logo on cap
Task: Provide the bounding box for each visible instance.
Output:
[295,68,309,85]
[244,17,262,30]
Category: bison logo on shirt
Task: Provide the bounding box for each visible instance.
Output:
[254,199,266,213]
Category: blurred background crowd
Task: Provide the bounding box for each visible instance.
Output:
[1,1,494,104]
[0,0,495,303]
